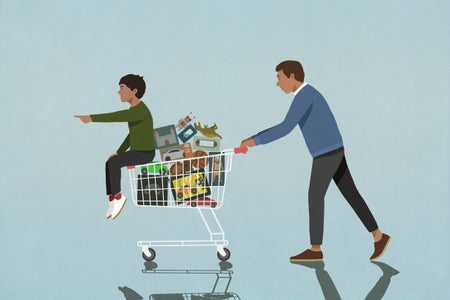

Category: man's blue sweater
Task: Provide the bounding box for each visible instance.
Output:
[252,84,343,158]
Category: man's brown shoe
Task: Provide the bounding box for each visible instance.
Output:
[370,233,391,261]
[290,249,323,262]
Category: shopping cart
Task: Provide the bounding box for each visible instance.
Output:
[127,147,247,262]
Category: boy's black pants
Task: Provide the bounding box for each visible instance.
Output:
[105,150,155,196]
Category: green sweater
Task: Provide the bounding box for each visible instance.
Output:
[90,101,155,153]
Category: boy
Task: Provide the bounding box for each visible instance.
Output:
[75,74,155,219]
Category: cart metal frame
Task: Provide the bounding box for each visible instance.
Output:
[127,148,247,261]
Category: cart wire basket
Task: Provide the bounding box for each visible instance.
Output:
[127,147,247,261]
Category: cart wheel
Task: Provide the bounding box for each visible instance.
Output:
[211,202,217,208]
[191,202,197,207]
[142,248,156,261]
[192,188,197,194]
[217,248,231,261]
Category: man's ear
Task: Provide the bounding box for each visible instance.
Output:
[132,88,138,95]
[289,73,296,80]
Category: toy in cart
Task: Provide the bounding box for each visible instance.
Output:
[170,169,211,204]
[127,147,248,262]
[188,197,218,208]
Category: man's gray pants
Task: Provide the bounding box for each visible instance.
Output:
[309,147,378,245]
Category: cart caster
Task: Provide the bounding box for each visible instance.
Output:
[217,248,231,261]
[142,248,156,261]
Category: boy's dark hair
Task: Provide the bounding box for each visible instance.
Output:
[275,60,305,82]
[119,74,146,99]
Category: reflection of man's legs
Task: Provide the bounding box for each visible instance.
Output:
[308,149,344,245]
[332,155,378,232]
[292,261,342,300]
[365,262,399,300]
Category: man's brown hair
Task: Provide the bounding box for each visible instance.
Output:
[275,60,305,82]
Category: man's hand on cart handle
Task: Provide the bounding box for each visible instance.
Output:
[240,137,255,148]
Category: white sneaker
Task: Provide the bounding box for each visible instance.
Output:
[106,201,115,218]
[111,195,127,220]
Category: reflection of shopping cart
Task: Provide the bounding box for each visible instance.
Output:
[145,262,241,300]
[150,292,241,300]
[127,148,247,261]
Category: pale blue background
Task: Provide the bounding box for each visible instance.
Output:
[0,0,448,299]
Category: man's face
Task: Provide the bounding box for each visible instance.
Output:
[117,84,136,102]
[276,70,296,94]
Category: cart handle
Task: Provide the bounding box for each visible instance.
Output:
[234,147,248,154]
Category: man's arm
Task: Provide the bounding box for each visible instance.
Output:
[249,96,309,146]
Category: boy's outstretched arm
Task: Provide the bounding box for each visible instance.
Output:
[74,115,92,123]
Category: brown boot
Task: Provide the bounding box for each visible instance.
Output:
[370,233,391,261]
[290,249,323,262]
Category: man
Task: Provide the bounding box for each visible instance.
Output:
[75,74,155,220]
[240,60,390,261]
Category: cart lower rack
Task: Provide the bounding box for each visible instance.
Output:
[127,147,247,261]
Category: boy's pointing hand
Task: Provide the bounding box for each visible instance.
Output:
[74,115,92,124]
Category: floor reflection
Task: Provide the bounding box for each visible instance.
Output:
[119,261,241,299]
[365,261,400,300]
[291,260,399,300]
[120,259,398,299]
[118,286,144,300]
[292,261,341,299]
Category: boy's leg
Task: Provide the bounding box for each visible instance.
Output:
[105,162,112,195]
[105,150,155,196]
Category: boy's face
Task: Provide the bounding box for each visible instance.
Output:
[276,70,297,94]
[117,84,137,102]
